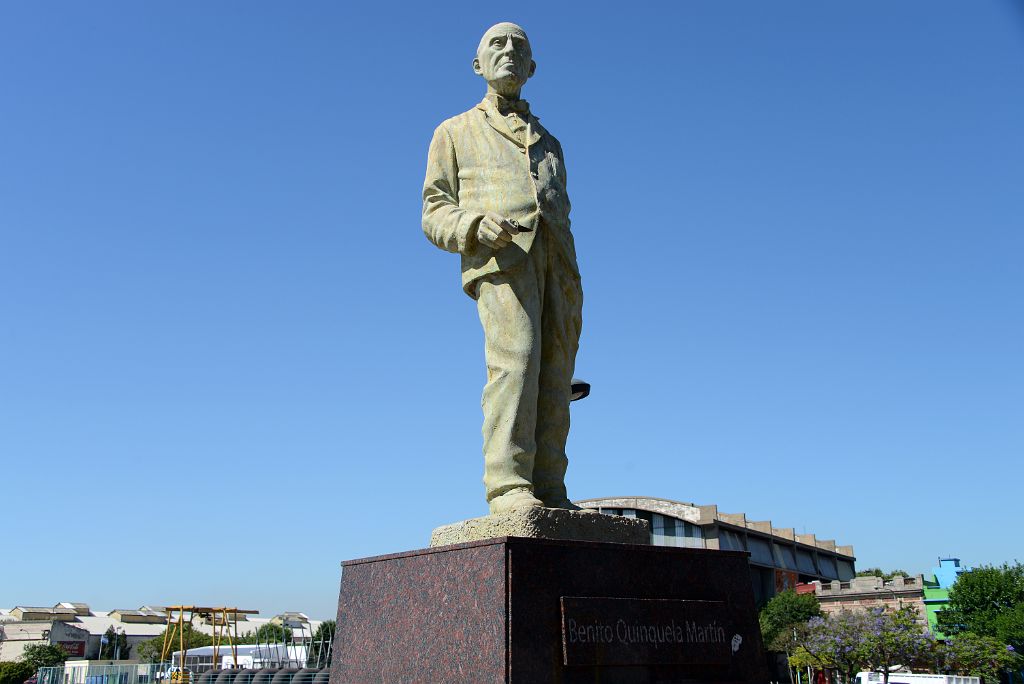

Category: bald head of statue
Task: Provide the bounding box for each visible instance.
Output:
[473,22,536,98]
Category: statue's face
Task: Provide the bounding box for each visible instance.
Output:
[473,23,535,93]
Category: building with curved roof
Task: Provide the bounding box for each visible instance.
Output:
[576,496,857,606]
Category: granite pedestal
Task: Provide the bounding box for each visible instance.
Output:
[329,536,768,684]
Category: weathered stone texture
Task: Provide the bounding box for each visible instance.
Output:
[429,506,650,547]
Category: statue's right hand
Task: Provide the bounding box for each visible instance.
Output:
[477,211,521,250]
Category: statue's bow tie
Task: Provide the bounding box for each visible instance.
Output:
[495,98,530,116]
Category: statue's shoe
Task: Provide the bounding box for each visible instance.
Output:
[542,498,599,514]
[488,487,545,514]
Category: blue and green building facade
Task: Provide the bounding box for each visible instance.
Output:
[922,557,967,638]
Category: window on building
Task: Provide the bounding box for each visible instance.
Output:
[773,543,797,569]
[837,559,855,581]
[819,556,839,579]
[747,536,774,565]
[649,514,698,548]
[719,529,746,551]
[796,549,818,574]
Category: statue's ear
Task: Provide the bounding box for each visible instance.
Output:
[528,60,536,78]
[473,57,483,75]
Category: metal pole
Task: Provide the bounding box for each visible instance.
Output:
[211,612,219,671]
[230,609,238,668]
[160,609,173,664]
[326,623,333,669]
[180,610,188,679]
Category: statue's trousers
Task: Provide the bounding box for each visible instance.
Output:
[475,221,583,503]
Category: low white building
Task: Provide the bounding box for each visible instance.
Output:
[0,619,91,661]
[0,603,323,662]
[171,644,309,671]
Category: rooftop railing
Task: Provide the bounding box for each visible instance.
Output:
[37,665,330,684]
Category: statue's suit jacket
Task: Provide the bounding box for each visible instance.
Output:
[422,97,578,298]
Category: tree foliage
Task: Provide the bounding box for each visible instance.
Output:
[235,624,293,645]
[254,623,291,643]
[306,621,335,669]
[940,632,1021,683]
[785,603,1023,684]
[859,607,935,684]
[19,644,68,670]
[938,562,1024,639]
[799,611,872,683]
[759,590,822,650]
[136,624,213,663]
[788,608,938,684]
[787,645,821,671]
[856,568,908,580]
[99,627,131,660]
[991,602,1024,652]
[0,662,36,684]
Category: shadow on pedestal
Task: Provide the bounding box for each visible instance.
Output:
[329,537,769,684]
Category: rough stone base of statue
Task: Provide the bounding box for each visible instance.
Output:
[328,536,769,684]
[429,506,650,546]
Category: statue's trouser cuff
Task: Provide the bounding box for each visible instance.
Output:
[476,226,583,503]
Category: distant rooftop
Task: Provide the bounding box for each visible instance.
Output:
[54,603,91,616]
[0,604,326,639]
[10,606,78,621]
[811,574,926,597]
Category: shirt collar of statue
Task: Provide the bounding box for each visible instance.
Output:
[485,93,532,117]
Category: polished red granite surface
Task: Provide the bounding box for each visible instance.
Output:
[330,537,768,684]
[331,540,507,683]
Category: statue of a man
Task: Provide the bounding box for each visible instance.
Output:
[422,22,584,514]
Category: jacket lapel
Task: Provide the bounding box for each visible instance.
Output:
[476,98,526,148]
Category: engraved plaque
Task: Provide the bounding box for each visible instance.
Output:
[561,596,745,667]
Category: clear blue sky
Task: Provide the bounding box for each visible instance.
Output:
[2,2,1021,620]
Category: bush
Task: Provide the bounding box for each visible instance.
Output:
[19,645,67,670]
[0,661,36,684]
[759,590,822,649]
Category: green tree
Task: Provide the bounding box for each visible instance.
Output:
[990,601,1024,652]
[938,562,1024,639]
[760,590,822,650]
[19,644,68,670]
[856,568,909,580]
[252,624,291,644]
[234,623,292,645]
[940,632,1021,683]
[98,627,131,660]
[861,607,934,684]
[787,645,822,671]
[233,623,292,646]
[799,611,872,684]
[136,624,213,663]
[306,621,335,668]
[0,662,36,684]
[135,638,163,664]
